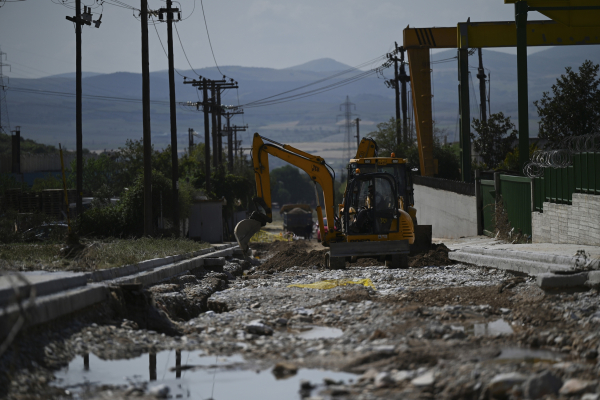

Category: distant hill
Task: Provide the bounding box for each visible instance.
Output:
[46,72,105,79]
[285,58,354,72]
[4,48,600,155]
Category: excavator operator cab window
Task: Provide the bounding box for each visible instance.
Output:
[344,174,398,236]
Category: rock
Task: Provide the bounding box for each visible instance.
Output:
[374,372,393,388]
[582,394,599,400]
[583,349,598,360]
[488,372,528,398]
[272,362,298,379]
[244,319,273,336]
[274,317,288,326]
[324,378,344,386]
[250,302,261,309]
[392,370,416,382]
[148,384,170,398]
[559,379,597,396]
[443,330,467,340]
[411,370,435,387]
[523,370,562,399]
[224,263,243,277]
[358,368,379,383]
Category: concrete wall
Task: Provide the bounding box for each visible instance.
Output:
[413,184,478,239]
[532,193,600,246]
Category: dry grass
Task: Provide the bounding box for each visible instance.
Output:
[0,237,210,272]
[494,196,529,243]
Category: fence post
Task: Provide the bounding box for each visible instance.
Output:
[475,169,483,235]
[494,171,502,219]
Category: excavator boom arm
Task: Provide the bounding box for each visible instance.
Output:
[237,133,337,249]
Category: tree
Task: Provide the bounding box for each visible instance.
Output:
[471,112,518,169]
[269,165,315,206]
[367,117,461,180]
[534,60,600,147]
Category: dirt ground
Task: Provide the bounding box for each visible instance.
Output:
[2,239,600,399]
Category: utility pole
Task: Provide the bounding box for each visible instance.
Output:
[11,126,20,174]
[158,0,181,235]
[0,48,11,135]
[477,48,487,123]
[221,109,244,172]
[216,88,223,168]
[337,96,357,181]
[66,2,100,217]
[386,45,401,145]
[141,0,152,237]
[399,46,410,144]
[354,118,361,147]
[188,128,194,152]
[202,80,211,192]
[211,80,218,169]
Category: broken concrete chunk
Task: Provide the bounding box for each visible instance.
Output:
[488,372,528,397]
[244,319,273,336]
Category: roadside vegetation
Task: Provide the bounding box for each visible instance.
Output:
[0,237,209,272]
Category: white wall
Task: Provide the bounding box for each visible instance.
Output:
[532,193,600,246]
[413,184,478,239]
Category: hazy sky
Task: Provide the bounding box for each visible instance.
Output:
[0,0,551,79]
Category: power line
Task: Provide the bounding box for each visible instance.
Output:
[174,22,200,76]
[7,85,174,105]
[200,0,223,76]
[150,14,186,78]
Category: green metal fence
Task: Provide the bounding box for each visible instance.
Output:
[480,180,495,235]
[500,175,532,236]
[533,152,600,212]
[480,175,532,237]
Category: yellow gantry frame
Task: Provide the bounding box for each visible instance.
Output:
[251,133,337,245]
[404,16,600,180]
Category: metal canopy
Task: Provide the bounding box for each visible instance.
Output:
[403,12,600,181]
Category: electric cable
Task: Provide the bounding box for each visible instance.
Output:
[200,0,223,76]
[174,22,201,76]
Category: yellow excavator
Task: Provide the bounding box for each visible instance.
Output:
[235,133,431,269]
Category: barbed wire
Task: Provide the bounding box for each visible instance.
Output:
[524,132,600,177]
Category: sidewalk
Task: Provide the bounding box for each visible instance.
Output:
[442,235,600,289]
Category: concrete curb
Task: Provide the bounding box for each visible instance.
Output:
[0,243,238,339]
[448,251,575,275]
[449,247,600,290]
[0,274,88,305]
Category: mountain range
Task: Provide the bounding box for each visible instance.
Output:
[4,46,600,154]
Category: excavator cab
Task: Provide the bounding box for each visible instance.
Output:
[343,173,398,236]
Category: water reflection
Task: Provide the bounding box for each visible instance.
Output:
[54,350,355,399]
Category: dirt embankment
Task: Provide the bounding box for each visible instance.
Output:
[252,241,453,273]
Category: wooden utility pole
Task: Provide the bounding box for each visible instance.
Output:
[216,89,223,167]
[221,110,244,172]
[477,48,487,123]
[210,81,218,168]
[399,46,410,145]
[158,0,181,235]
[66,3,99,217]
[354,118,361,147]
[202,80,211,191]
[141,0,153,236]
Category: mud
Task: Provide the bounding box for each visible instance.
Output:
[3,240,600,400]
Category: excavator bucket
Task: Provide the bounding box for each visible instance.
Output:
[234,219,262,257]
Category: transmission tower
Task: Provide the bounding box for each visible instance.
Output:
[0,48,11,135]
[337,96,358,181]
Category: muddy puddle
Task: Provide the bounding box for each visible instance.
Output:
[53,351,355,399]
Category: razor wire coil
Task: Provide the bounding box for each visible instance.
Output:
[523,132,600,178]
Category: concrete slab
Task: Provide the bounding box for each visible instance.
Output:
[445,236,600,289]
[537,272,589,290]
[0,271,88,305]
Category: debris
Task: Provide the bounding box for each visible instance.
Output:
[288,278,375,290]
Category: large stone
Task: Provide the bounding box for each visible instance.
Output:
[523,370,562,399]
[244,319,273,336]
[559,379,597,396]
[375,372,394,388]
[411,370,435,387]
[488,372,528,398]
